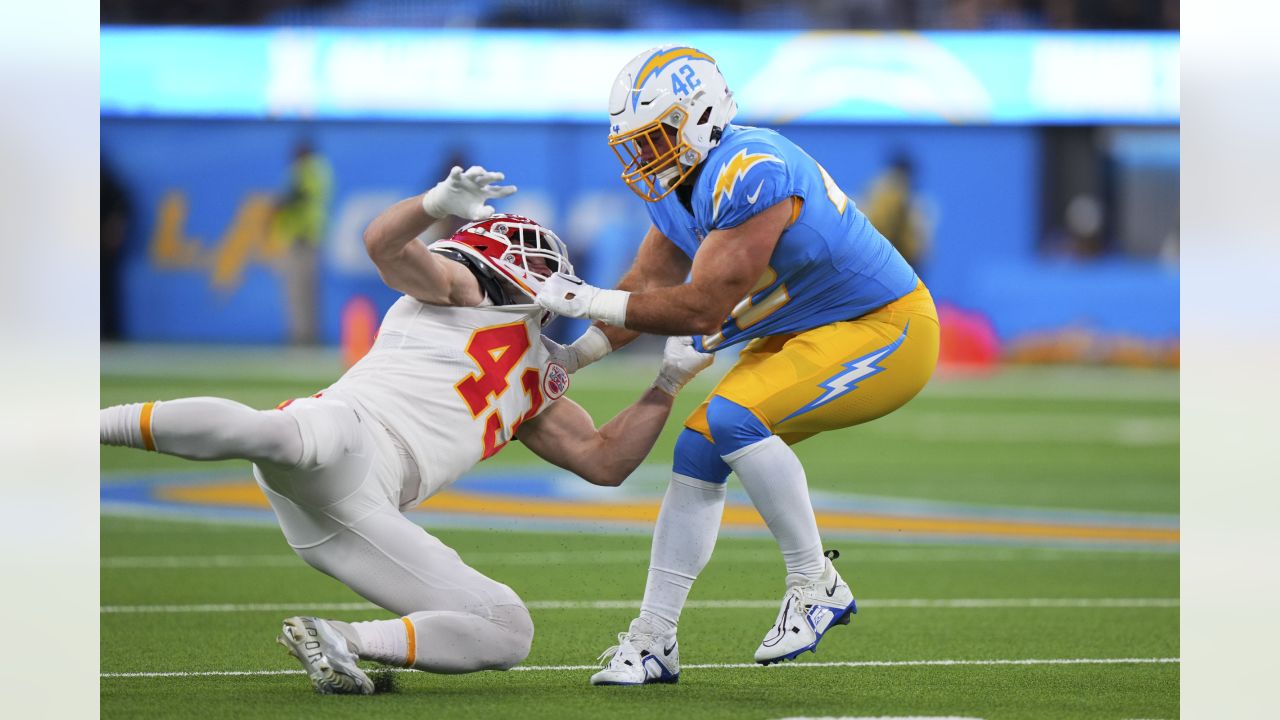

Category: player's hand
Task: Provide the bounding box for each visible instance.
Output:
[539,336,580,373]
[536,273,630,327]
[540,326,612,374]
[654,336,714,396]
[536,273,595,319]
[421,165,517,221]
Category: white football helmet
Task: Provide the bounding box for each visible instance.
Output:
[608,45,738,201]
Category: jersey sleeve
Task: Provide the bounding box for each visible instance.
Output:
[537,357,571,412]
[706,146,791,231]
[646,198,700,260]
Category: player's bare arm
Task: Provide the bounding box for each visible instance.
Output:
[538,197,790,336]
[599,224,694,348]
[624,198,789,335]
[539,224,694,374]
[364,196,485,306]
[517,336,712,486]
[363,166,516,306]
[515,390,672,487]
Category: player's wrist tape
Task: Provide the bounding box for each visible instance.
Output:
[420,186,456,219]
[569,325,613,370]
[587,289,630,328]
[652,370,686,397]
[420,188,444,219]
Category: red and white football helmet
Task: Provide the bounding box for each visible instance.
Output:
[429,214,572,321]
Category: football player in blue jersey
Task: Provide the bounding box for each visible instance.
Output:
[537,46,941,685]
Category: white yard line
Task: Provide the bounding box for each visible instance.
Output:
[100,598,1179,614]
[531,598,1181,610]
[101,656,1180,678]
[100,547,1176,569]
[102,555,304,568]
[860,413,1178,446]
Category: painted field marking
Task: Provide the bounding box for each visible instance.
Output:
[100,656,1180,679]
[100,598,1179,614]
[773,712,983,717]
[861,413,1177,447]
[102,555,303,569]
[99,547,1177,569]
[144,482,1179,546]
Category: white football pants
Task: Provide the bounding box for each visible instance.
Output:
[257,395,533,672]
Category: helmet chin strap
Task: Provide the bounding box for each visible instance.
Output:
[656,165,682,191]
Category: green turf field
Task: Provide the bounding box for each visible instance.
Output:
[101,351,1179,719]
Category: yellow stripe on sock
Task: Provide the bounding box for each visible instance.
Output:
[139,402,157,452]
[401,616,416,667]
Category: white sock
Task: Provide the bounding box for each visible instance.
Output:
[348,608,532,673]
[349,617,411,666]
[100,402,149,448]
[637,473,727,636]
[99,398,302,466]
[723,435,826,583]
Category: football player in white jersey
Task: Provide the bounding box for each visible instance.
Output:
[100,166,713,695]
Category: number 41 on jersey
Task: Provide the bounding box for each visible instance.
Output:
[454,323,544,459]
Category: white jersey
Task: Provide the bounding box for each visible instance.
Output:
[324,295,569,507]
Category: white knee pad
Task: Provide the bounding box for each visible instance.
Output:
[489,604,534,669]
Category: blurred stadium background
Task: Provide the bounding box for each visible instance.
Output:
[100,0,1178,367]
[100,2,1179,718]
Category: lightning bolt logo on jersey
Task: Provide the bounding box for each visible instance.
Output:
[643,124,919,352]
[711,149,784,221]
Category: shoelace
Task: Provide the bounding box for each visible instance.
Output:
[762,591,801,642]
[596,632,629,665]
[596,631,665,666]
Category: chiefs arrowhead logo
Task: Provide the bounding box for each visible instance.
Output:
[543,362,570,400]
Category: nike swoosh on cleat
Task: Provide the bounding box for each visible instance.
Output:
[746,180,765,204]
[826,579,839,597]
[664,641,677,656]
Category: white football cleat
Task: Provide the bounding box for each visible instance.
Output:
[278,616,374,695]
[590,630,680,685]
[754,550,858,665]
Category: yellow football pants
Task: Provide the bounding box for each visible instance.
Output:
[686,281,939,445]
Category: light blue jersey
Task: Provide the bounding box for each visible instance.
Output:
[645,124,918,352]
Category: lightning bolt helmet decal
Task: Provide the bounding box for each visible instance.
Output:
[630,47,716,112]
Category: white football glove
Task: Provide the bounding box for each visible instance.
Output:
[536,272,631,328]
[654,336,714,397]
[421,165,517,221]
[539,326,613,374]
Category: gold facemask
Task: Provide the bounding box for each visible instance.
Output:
[608,106,699,202]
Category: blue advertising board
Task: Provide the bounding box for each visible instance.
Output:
[102,117,1176,346]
